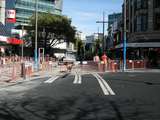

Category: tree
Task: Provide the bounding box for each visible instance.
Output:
[76,39,84,61]
[93,39,102,57]
[29,13,76,55]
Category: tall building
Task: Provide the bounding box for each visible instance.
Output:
[115,0,160,68]
[15,0,62,26]
[107,13,122,49]
[108,13,122,30]
[5,0,63,32]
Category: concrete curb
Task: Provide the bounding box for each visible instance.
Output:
[0,70,61,88]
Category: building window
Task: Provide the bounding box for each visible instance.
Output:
[141,14,148,31]
[154,0,160,8]
[136,0,141,9]
[136,0,148,9]
[141,0,148,9]
[154,13,160,30]
[136,16,141,32]
[135,14,148,32]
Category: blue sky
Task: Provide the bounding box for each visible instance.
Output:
[63,0,123,36]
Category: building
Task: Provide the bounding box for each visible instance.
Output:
[4,0,63,34]
[107,13,122,50]
[0,0,64,56]
[14,0,62,26]
[108,13,122,29]
[116,0,160,68]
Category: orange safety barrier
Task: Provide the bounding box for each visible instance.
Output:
[60,64,67,72]
[11,64,16,80]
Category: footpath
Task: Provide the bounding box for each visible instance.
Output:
[0,62,62,87]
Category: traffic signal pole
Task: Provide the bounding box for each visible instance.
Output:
[123,0,127,71]
[96,12,108,52]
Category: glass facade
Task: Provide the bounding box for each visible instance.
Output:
[108,13,122,29]
[14,0,62,26]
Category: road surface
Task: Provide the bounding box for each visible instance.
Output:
[0,71,160,120]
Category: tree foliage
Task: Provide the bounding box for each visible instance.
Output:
[29,13,76,54]
[93,39,102,57]
[76,39,84,60]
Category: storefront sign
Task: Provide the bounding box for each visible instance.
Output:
[6,9,16,23]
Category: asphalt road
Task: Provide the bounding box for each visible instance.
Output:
[0,72,160,120]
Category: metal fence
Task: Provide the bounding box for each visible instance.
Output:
[75,59,146,73]
[0,56,57,83]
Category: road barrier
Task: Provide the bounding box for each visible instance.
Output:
[0,56,58,83]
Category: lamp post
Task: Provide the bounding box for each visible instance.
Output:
[123,0,127,71]
[96,12,108,53]
[21,25,24,62]
[35,0,38,70]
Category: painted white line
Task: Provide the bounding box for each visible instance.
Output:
[92,73,109,95]
[78,74,82,84]
[73,72,78,84]
[96,73,115,95]
[44,76,59,83]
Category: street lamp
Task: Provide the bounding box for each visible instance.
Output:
[35,0,38,70]
[123,0,127,71]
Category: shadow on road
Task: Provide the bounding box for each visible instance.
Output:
[0,94,159,120]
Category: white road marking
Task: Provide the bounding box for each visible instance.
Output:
[78,73,82,84]
[44,76,59,83]
[73,71,82,84]
[73,72,78,84]
[95,73,115,95]
[92,73,109,95]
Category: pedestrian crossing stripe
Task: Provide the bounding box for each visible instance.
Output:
[73,71,82,84]
[93,73,115,95]
[44,76,59,83]
[43,73,115,96]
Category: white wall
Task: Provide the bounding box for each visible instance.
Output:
[0,0,5,25]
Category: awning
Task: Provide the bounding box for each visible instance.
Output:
[115,42,160,48]
[0,36,24,45]
[7,38,24,45]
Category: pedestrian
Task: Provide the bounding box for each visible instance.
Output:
[101,53,108,71]
[94,54,100,63]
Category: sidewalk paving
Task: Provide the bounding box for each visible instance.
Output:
[0,66,62,88]
[124,68,160,73]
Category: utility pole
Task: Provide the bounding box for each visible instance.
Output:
[123,0,127,71]
[96,12,108,52]
[35,0,38,70]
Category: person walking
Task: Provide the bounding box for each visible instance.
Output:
[101,53,108,72]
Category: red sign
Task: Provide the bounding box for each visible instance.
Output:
[7,38,24,45]
[6,10,16,23]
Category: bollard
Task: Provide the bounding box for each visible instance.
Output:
[11,64,16,80]
[111,62,115,73]
[21,63,25,78]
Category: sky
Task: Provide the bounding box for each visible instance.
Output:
[63,0,123,37]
